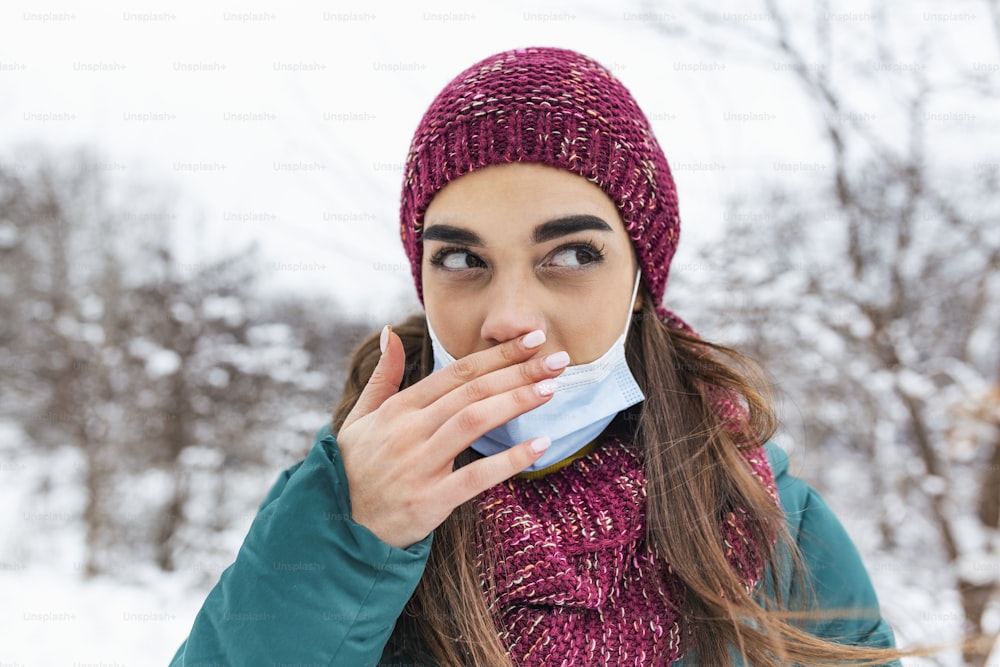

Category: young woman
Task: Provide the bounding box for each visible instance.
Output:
[171,47,906,666]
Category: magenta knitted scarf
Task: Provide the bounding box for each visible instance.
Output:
[474,435,779,666]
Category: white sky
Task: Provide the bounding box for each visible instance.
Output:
[1,0,995,325]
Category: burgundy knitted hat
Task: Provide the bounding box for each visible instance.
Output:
[400,46,689,331]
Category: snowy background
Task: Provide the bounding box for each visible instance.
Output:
[1,0,998,665]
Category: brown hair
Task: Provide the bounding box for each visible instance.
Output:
[333,291,914,666]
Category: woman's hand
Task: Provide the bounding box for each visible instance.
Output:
[336,326,568,549]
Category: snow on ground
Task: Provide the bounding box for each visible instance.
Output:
[1,565,207,666]
[0,421,225,665]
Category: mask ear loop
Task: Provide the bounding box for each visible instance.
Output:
[425,311,457,367]
[622,268,642,343]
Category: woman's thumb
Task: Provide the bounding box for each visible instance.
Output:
[346,325,406,424]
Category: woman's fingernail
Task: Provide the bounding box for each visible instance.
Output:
[529,436,552,454]
[379,325,391,354]
[543,351,570,370]
[535,380,557,396]
[521,329,546,348]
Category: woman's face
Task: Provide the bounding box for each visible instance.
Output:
[421,162,640,365]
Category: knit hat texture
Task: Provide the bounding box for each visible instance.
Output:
[400,46,683,323]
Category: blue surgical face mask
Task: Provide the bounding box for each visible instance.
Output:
[427,269,645,471]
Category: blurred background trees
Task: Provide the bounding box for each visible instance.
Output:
[653,1,1000,663]
[0,148,368,580]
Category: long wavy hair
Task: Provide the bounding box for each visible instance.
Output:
[332,289,910,666]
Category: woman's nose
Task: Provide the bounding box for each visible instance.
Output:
[479,275,546,347]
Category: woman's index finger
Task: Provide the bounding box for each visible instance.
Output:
[404,329,546,410]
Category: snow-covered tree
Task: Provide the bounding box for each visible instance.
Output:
[0,147,355,578]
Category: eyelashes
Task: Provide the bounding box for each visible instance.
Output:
[428,241,607,271]
[428,245,486,270]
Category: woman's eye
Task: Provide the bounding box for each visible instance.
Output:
[549,246,598,267]
[440,250,483,270]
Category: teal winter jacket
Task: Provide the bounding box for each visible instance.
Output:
[169,425,899,666]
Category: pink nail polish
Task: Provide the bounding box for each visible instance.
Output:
[544,351,570,370]
[379,325,390,353]
[521,329,546,348]
[529,436,551,454]
[535,380,557,396]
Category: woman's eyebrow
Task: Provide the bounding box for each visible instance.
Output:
[532,215,612,243]
[421,224,484,246]
[422,215,612,246]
